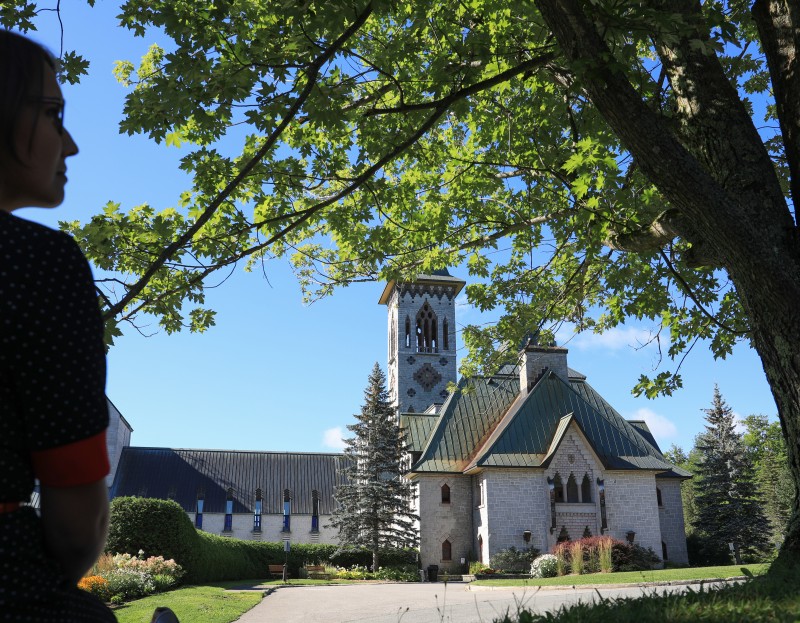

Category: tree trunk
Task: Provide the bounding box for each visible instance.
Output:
[534,0,800,565]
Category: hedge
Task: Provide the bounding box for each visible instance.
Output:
[106,497,418,582]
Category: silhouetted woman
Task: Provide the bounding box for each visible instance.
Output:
[0,30,116,621]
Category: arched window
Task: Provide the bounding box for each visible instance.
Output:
[404,316,411,348]
[311,490,320,532]
[661,541,668,561]
[477,535,483,563]
[416,302,438,352]
[282,489,291,532]
[566,474,579,503]
[254,488,263,532]
[581,474,592,503]
[553,473,565,503]
[443,317,449,350]
[656,487,664,507]
[441,484,451,504]
[442,539,452,561]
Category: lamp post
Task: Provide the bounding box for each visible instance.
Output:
[283,538,290,582]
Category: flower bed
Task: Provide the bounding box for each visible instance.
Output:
[79,551,185,605]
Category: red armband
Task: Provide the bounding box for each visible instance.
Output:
[31,430,110,487]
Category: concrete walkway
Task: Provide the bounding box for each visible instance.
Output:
[231,580,731,623]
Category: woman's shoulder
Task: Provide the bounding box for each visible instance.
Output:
[0,211,87,270]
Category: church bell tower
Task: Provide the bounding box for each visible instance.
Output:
[378,270,466,413]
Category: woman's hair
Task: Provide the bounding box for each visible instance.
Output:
[0,30,57,161]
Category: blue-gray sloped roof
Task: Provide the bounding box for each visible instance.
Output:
[110,448,349,514]
[408,373,520,472]
[471,371,679,471]
[400,413,440,452]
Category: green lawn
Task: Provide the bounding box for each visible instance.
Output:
[499,563,799,623]
[112,584,262,623]
[473,564,770,587]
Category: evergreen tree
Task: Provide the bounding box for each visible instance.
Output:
[742,415,794,546]
[694,387,771,563]
[329,363,418,570]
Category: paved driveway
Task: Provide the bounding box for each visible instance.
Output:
[234,582,714,623]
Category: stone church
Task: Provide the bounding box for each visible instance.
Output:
[107,271,689,568]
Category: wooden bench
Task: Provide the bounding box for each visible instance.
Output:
[268,564,286,578]
[304,565,330,579]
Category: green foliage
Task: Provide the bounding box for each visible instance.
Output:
[693,388,772,562]
[490,546,541,573]
[112,585,261,623]
[107,497,201,575]
[685,533,733,567]
[495,564,799,623]
[329,364,419,569]
[554,537,659,574]
[741,414,794,546]
[469,561,490,575]
[107,497,344,583]
[328,547,417,570]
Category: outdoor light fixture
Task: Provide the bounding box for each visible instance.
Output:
[523,530,531,543]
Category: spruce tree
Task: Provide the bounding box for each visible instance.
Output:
[329,363,419,570]
[694,387,771,563]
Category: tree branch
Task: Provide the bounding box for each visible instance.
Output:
[102,2,376,321]
[752,0,800,225]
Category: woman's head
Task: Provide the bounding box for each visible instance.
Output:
[0,30,78,212]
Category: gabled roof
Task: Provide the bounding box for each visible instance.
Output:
[404,361,685,475]
[470,371,678,470]
[408,372,520,472]
[110,448,350,514]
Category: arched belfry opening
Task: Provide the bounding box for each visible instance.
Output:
[378,271,465,413]
[416,301,438,353]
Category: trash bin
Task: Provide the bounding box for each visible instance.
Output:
[419,568,427,583]
[427,565,439,582]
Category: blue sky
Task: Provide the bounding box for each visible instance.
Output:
[17,2,778,455]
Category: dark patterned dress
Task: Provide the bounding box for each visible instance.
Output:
[0,211,116,621]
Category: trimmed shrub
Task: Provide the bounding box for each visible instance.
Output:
[107,497,200,574]
[530,554,559,578]
[490,546,541,573]
[328,547,418,570]
[686,533,732,567]
[107,497,418,582]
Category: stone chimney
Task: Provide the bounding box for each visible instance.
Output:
[519,340,570,393]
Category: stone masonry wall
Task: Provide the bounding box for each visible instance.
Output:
[603,471,663,563]
[658,479,689,564]
[387,286,458,413]
[416,474,472,572]
[482,469,550,561]
[544,426,602,549]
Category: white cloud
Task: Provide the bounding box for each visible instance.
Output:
[629,407,678,439]
[570,327,659,352]
[322,427,347,451]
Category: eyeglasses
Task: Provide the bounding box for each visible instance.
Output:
[34,96,66,135]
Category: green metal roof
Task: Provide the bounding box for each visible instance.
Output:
[404,360,686,476]
[409,373,520,472]
[472,371,678,470]
[400,413,440,452]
